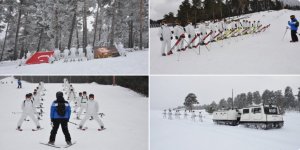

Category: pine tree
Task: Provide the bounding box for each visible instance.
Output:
[183,93,199,111]
[253,91,262,105]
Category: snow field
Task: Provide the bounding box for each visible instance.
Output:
[151,109,300,150]
[150,10,300,74]
[0,77,148,150]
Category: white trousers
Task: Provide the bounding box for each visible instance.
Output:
[17,112,40,127]
[79,113,104,128]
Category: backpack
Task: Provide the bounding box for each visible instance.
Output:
[56,102,66,116]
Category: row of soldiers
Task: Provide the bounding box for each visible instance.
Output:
[159,19,263,56]
[163,109,203,122]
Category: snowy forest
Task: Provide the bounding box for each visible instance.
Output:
[0,0,149,61]
[150,0,300,25]
[183,86,300,114]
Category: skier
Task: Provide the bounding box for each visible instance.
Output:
[77,91,88,119]
[17,94,41,131]
[48,92,72,145]
[158,20,172,56]
[199,112,203,122]
[114,42,127,57]
[48,54,55,64]
[26,51,31,60]
[209,20,217,42]
[68,88,76,103]
[185,20,197,49]
[70,47,77,62]
[191,111,196,122]
[54,48,61,61]
[78,47,84,61]
[33,91,42,108]
[168,109,172,120]
[86,45,94,60]
[73,92,82,113]
[173,20,185,53]
[63,48,70,62]
[163,109,167,118]
[184,110,188,119]
[17,79,22,88]
[78,94,105,131]
[288,15,299,42]
[198,22,207,45]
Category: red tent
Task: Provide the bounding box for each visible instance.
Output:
[26,51,54,65]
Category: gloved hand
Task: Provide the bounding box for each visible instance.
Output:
[180,34,185,38]
[188,34,191,38]
[171,36,173,40]
[160,37,163,41]
[175,36,178,40]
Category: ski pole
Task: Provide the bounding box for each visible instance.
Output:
[282,27,288,41]
[68,121,78,125]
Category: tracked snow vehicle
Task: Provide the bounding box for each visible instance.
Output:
[212,104,284,129]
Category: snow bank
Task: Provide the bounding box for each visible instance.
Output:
[0,50,148,75]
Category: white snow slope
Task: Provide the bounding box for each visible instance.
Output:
[0,77,148,150]
[150,10,300,74]
[151,109,300,150]
[0,50,148,75]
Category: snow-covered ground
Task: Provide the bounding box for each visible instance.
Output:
[0,77,148,150]
[0,50,148,75]
[151,109,300,150]
[150,10,300,74]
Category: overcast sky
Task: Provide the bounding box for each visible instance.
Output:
[150,0,300,20]
[150,76,300,110]
[150,0,182,20]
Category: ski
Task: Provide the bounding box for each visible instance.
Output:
[77,127,88,131]
[39,142,61,148]
[184,34,199,50]
[16,128,23,131]
[63,141,77,148]
[195,31,212,47]
[98,128,106,131]
[168,34,185,54]
[32,128,44,131]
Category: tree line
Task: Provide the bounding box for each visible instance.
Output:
[0,0,148,61]
[13,76,149,96]
[201,86,300,114]
[151,0,300,26]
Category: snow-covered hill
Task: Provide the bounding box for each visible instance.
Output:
[150,10,300,74]
[151,109,300,150]
[0,50,148,75]
[0,77,148,150]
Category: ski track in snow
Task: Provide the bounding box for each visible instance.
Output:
[150,10,300,74]
[0,77,148,150]
[151,109,300,150]
[0,50,148,75]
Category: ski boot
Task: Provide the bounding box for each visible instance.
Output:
[48,141,55,145]
[66,141,72,145]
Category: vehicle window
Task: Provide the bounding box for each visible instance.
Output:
[253,108,261,114]
[243,109,249,114]
[264,107,278,114]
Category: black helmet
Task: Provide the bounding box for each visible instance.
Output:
[56,91,63,99]
[89,94,94,98]
[290,15,295,19]
[25,94,30,98]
